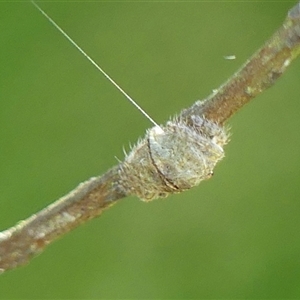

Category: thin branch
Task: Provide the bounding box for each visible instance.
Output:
[1,2,300,273]
[181,2,300,125]
[0,166,124,273]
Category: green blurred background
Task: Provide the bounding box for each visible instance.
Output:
[1,1,300,298]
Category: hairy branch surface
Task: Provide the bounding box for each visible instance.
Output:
[1,2,300,273]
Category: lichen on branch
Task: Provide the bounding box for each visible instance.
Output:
[1,2,300,273]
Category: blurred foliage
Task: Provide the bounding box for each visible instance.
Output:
[1,2,300,299]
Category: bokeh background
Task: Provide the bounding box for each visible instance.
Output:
[1,1,300,298]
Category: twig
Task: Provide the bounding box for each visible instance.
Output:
[0,166,124,273]
[181,2,300,124]
[1,2,300,273]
